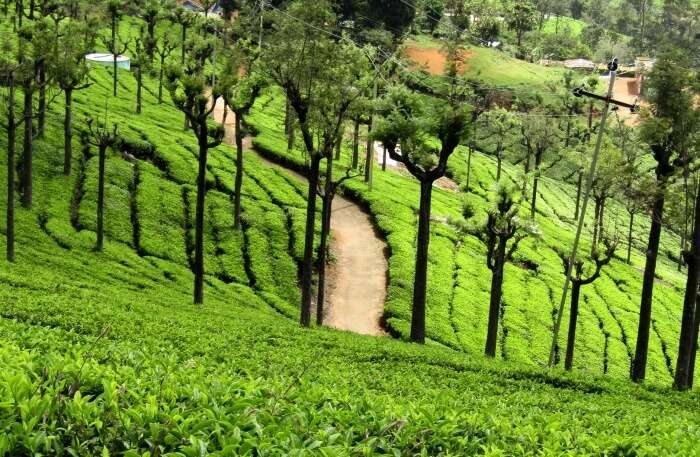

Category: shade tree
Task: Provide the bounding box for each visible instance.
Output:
[558,238,617,370]
[164,44,225,305]
[373,82,470,343]
[632,49,699,383]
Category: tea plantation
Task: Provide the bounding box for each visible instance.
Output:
[1,63,699,455]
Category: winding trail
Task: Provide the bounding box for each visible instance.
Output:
[210,96,387,336]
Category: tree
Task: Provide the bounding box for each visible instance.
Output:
[130,28,148,114]
[165,48,225,305]
[520,111,559,218]
[137,0,171,63]
[373,80,470,343]
[589,143,622,253]
[220,46,265,229]
[631,50,698,383]
[263,0,367,327]
[53,19,94,175]
[0,49,19,262]
[103,0,128,98]
[154,30,178,104]
[83,118,120,252]
[479,108,519,182]
[482,182,538,357]
[170,6,196,65]
[504,0,538,49]
[559,238,617,370]
[675,173,700,390]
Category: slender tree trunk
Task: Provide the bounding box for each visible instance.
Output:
[21,79,33,209]
[632,193,666,382]
[599,199,606,241]
[365,80,377,187]
[334,126,342,160]
[158,60,164,104]
[574,171,583,220]
[136,66,143,114]
[6,76,16,262]
[147,21,155,63]
[96,144,106,251]
[674,186,700,390]
[688,289,700,387]
[382,145,387,172]
[351,118,360,169]
[627,212,634,264]
[317,155,334,325]
[181,25,187,65]
[496,151,502,182]
[530,152,542,218]
[411,180,434,344]
[466,144,473,191]
[37,60,45,138]
[284,97,291,135]
[233,113,244,229]
[365,123,374,188]
[592,199,601,251]
[565,281,582,371]
[193,129,208,305]
[300,155,321,327]
[287,119,295,152]
[63,88,73,176]
[112,16,118,97]
[485,241,506,357]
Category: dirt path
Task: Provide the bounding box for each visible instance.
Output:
[210,99,387,336]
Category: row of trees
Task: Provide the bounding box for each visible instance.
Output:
[2,0,700,391]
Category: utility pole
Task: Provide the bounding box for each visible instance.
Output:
[548,58,638,367]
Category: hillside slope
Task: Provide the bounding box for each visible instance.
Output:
[1,63,700,454]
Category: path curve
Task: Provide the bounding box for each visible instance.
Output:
[210,97,387,336]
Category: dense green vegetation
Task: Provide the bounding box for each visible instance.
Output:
[0,63,699,456]
[247,87,690,383]
[2,0,700,454]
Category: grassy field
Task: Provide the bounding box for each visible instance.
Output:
[542,16,587,37]
[1,25,700,457]
[404,36,568,94]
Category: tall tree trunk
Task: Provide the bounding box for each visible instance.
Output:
[632,193,666,382]
[592,199,601,251]
[574,171,583,220]
[364,123,373,188]
[284,97,291,135]
[674,186,700,390]
[599,199,606,242]
[530,152,542,218]
[627,212,634,264]
[21,79,33,209]
[300,155,321,327]
[334,127,342,160]
[496,151,502,182]
[564,281,582,370]
[411,180,433,344]
[64,88,73,176]
[96,144,106,251]
[485,240,506,357]
[158,60,164,104]
[181,25,187,65]
[6,75,16,262]
[287,120,295,152]
[351,118,360,169]
[233,112,243,229]
[193,129,209,305]
[466,144,473,192]
[317,155,334,325]
[382,145,387,172]
[136,66,143,114]
[36,60,45,138]
[112,15,118,97]
[688,289,700,387]
[147,21,155,63]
